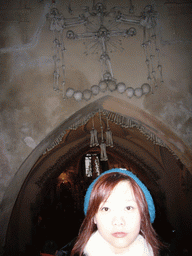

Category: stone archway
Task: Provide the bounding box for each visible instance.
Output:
[1,96,192,254]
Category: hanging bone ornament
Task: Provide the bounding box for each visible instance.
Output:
[90,128,99,147]
[106,128,113,147]
[99,111,108,161]
[105,116,113,147]
[90,116,99,147]
[100,142,108,161]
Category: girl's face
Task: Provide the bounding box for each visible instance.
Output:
[94,181,141,254]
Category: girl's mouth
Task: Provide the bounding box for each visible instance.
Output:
[112,232,127,238]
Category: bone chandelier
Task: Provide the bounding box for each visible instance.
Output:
[46,1,163,101]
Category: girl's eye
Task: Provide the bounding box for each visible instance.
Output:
[101,207,110,212]
[126,206,133,211]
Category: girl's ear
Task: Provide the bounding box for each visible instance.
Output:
[93,216,97,225]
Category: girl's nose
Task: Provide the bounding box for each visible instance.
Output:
[112,215,125,226]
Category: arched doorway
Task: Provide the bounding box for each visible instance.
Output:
[3,96,192,255]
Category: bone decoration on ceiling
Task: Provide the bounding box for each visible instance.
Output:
[46,0,163,101]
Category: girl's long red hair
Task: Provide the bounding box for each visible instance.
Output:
[71,172,160,256]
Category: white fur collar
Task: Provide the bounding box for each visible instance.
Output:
[84,231,154,256]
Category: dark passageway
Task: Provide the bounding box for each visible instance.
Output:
[4,111,192,256]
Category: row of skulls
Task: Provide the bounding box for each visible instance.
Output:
[65,81,151,101]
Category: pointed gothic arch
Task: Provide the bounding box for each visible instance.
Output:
[1,96,192,255]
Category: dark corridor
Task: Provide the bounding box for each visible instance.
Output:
[4,114,192,256]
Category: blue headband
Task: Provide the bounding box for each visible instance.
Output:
[84,168,156,223]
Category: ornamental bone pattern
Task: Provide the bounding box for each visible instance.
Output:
[90,128,99,147]
[43,110,177,164]
[46,2,163,100]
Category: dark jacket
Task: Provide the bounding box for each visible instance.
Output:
[56,238,86,256]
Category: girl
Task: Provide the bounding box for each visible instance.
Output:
[58,168,161,256]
